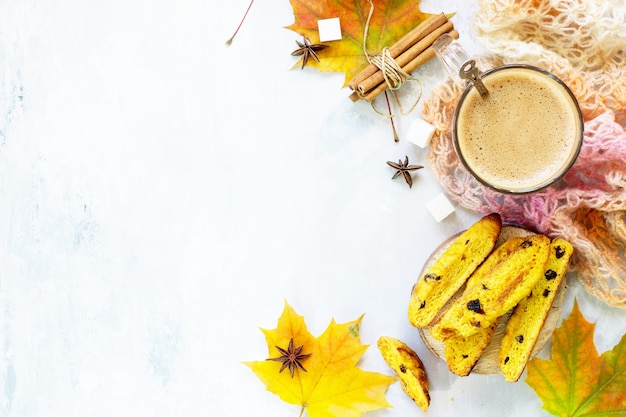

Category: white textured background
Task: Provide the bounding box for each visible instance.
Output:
[0,1,624,416]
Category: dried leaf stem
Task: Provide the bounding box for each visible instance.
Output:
[225,0,255,45]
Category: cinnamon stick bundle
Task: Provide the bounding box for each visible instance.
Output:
[347,13,448,91]
[349,13,458,102]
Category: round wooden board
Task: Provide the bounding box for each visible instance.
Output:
[417,225,566,375]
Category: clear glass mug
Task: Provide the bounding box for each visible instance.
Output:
[433,34,584,194]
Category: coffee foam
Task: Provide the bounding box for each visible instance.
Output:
[455,67,581,192]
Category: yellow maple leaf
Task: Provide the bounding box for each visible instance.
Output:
[285,0,439,86]
[244,301,396,417]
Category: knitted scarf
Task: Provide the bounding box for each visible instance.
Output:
[422,0,626,308]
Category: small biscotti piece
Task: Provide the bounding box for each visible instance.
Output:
[444,319,500,376]
[377,336,430,412]
[408,213,502,328]
[431,234,551,341]
[499,238,574,382]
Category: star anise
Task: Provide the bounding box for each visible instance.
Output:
[266,338,311,377]
[291,37,328,69]
[386,155,424,188]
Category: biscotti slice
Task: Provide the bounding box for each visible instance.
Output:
[444,318,500,376]
[430,234,551,341]
[464,233,529,292]
[408,213,502,328]
[377,336,430,412]
[499,238,574,382]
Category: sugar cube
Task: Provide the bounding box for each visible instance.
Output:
[427,193,455,222]
[317,18,342,42]
[407,118,436,148]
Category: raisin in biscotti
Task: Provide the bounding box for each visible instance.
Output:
[444,318,500,376]
[408,213,502,328]
[377,336,430,412]
[430,234,551,341]
[499,238,574,382]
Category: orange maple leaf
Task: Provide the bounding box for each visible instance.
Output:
[285,0,437,86]
[526,300,626,417]
[244,301,396,417]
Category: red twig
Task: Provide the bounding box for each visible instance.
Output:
[384,91,399,142]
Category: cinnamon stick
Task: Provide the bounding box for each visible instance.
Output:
[347,13,448,91]
[349,29,459,102]
[356,21,455,95]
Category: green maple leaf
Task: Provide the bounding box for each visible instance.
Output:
[526,300,626,417]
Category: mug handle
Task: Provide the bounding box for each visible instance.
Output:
[433,33,489,96]
[433,33,470,82]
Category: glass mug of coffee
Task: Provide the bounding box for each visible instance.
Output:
[433,34,584,194]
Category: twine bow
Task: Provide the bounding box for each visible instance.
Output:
[360,0,422,116]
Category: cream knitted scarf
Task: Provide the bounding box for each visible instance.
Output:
[422,0,626,308]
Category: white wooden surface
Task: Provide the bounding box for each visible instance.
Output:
[0,1,624,416]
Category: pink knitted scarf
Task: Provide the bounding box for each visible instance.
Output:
[421,0,626,308]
